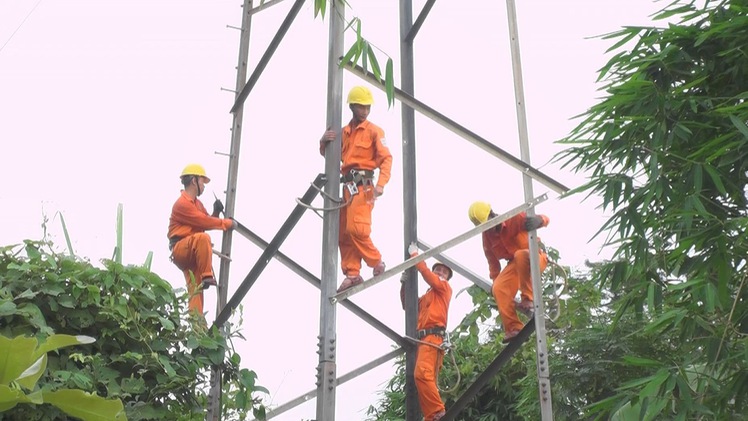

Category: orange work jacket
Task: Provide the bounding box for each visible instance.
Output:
[414,259,452,330]
[482,212,550,279]
[336,119,393,189]
[167,191,233,239]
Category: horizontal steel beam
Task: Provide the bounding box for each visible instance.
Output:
[259,348,404,420]
[416,239,492,293]
[344,63,569,195]
[331,194,547,303]
[250,0,287,15]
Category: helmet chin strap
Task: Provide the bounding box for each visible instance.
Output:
[195,176,203,196]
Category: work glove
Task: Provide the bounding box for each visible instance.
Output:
[407,242,419,256]
[213,199,225,217]
[524,215,547,231]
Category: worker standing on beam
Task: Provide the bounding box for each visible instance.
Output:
[168,164,236,317]
[401,243,453,421]
[319,86,393,292]
[468,201,550,343]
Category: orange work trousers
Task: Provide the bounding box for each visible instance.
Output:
[339,185,381,277]
[414,335,445,421]
[492,249,547,333]
[170,232,215,316]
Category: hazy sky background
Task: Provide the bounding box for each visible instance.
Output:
[1,0,665,419]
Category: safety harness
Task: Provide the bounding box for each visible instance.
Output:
[168,236,183,252]
[405,329,461,393]
[416,326,446,340]
[341,168,375,196]
[297,168,375,213]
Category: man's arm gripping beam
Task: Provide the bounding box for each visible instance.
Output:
[330,193,548,303]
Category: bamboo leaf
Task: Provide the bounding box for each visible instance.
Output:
[314,0,326,18]
[638,369,669,399]
[115,204,123,264]
[621,356,663,367]
[385,58,394,107]
[702,164,727,195]
[728,114,748,140]
[367,47,382,81]
[605,27,643,53]
[58,212,75,257]
[143,251,153,270]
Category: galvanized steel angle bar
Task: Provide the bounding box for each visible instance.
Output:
[331,194,548,303]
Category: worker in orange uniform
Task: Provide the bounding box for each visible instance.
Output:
[168,164,236,316]
[319,86,393,292]
[468,201,549,343]
[400,243,453,421]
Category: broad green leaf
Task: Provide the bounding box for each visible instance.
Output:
[16,354,46,390]
[33,334,95,362]
[0,384,39,411]
[43,389,127,421]
[16,288,38,300]
[0,300,17,317]
[0,335,37,384]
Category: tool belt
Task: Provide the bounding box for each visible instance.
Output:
[341,168,374,185]
[416,326,446,339]
[168,236,183,252]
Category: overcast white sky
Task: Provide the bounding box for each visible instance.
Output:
[1,0,665,419]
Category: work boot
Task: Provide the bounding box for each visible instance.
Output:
[373,261,386,276]
[502,329,522,343]
[337,275,364,293]
[202,277,218,290]
[516,299,534,318]
[431,410,446,421]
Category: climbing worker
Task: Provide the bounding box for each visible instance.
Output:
[400,243,453,421]
[468,201,550,343]
[167,163,236,317]
[319,85,393,292]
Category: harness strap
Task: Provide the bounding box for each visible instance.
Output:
[416,326,446,339]
[341,168,375,184]
[168,236,183,251]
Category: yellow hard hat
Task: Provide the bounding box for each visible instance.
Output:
[468,201,492,226]
[347,86,374,105]
[180,163,210,183]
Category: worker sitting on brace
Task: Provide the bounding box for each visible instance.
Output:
[468,201,549,343]
[401,243,453,421]
[167,164,235,317]
[319,86,393,293]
